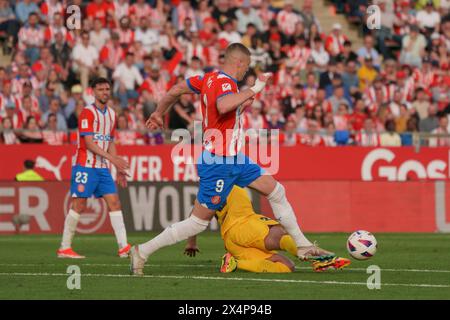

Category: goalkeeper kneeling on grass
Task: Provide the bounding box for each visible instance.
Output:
[184,186,351,273]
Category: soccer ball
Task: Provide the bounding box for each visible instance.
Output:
[347,230,377,260]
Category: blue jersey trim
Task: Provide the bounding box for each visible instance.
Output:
[217,92,234,100]
[218,71,238,84]
[80,132,94,136]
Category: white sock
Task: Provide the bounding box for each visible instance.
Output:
[267,182,313,247]
[109,211,128,249]
[139,215,209,260]
[60,209,80,249]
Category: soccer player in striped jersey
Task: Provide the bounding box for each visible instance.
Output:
[57,78,131,259]
[130,43,335,275]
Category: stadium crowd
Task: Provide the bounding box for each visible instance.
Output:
[0,0,449,147]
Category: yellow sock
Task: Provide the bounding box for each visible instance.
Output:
[237,259,292,273]
[280,235,298,256]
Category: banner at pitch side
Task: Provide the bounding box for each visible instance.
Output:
[0,182,260,234]
[0,145,449,182]
[0,181,448,234]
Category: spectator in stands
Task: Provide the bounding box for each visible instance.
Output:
[42,113,67,145]
[168,94,196,130]
[89,18,110,52]
[416,1,441,35]
[113,52,143,108]
[67,99,85,130]
[18,12,44,65]
[280,119,301,146]
[0,0,20,51]
[375,0,401,59]
[301,119,325,146]
[419,104,440,132]
[357,35,382,69]
[401,117,420,146]
[429,114,450,146]
[50,32,71,69]
[0,117,18,144]
[71,31,104,90]
[135,16,159,54]
[267,109,285,130]
[342,60,359,95]
[18,116,43,143]
[42,98,67,131]
[325,23,347,57]
[380,119,402,146]
[412,88,432,120]
[400,25,427,67]
[358,55,378,91]
[218,19,242,45]
[236,0,263,34]
[310,36,329,70]
[355,118,381,146]
[15,0,40,24]
[38,82,57,113]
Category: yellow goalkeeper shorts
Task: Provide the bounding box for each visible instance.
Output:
[223,214,280,261]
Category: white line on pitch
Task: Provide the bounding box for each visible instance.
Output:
[1,263,450,274]
[0,272,449,289]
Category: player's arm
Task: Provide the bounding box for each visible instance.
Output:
[84,136,128,173]
[216,73,271,115]
[107,141,128,188]
[145,81,193,130]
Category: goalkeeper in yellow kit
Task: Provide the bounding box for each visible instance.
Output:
[184,186,350,273]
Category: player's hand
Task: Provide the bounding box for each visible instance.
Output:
[111,156,129,174]
[117,172,128,188]
[146,112,164,131]
[258,72,273,83]
[184,244,200,257]
[250,72,272,94]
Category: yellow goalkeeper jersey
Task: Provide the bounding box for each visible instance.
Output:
[216,186,256,238]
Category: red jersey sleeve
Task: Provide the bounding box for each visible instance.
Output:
[215,76,238,100]
[186,75,204,94]
[110,113,117,137]
[78,108,95,136]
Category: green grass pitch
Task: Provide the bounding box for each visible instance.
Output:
[0,232,449,299]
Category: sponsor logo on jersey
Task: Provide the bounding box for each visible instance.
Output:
[222,83,232,92]
[93,133,113,142]
[81,119,88,129]
[211,195,221,205]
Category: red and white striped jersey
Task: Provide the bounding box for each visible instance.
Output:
[355,131,381,147]
[44,25,75,45]
[277,10,301,35]
[74,105,117,168]
[287,46,311,71]
[18,26,44,51]
[187,71,243,156]
[0,94,20,118]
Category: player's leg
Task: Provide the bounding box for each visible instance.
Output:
[265,224,351,272]
[130,200,213,275]
[130,151,235,275]
[223,239,294,273]
[248,174,335,261]
[102,193,130,257]
[96,168,130,257]
[264,224,298,256]
[58,197,87,259]
[58,165,98,258]
[236,254,295,273]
